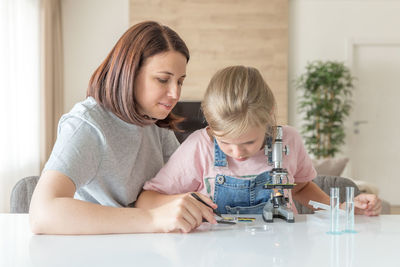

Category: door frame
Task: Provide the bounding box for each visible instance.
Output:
[345,38,400,67]
[343,38,400,203]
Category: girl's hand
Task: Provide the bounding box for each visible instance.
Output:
[354,193,382,216]
[339,193,381,216]
[149,192,218,233]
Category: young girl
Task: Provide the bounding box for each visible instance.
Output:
[28,21,210,235]
[136,65,381,232]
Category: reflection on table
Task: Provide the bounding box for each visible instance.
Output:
[1,214,399,267]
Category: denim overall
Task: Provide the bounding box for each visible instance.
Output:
[213,139,273,214]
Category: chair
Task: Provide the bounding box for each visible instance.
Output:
[10,176,39,213]
[294,175,361,214]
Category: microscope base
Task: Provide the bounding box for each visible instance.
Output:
[262,203,295,223]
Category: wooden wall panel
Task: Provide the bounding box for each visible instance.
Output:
[130,0,288,124]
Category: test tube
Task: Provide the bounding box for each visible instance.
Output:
[329,187,341,234]
[345,186,356,233]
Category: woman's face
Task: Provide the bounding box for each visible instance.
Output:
[213,125,267,161]
[134,50,187,120]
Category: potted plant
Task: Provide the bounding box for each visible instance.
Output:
[295,61,355,159]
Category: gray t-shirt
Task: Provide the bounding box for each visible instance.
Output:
[44,97,180,207]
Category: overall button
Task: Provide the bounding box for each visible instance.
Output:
[216,175,225,184]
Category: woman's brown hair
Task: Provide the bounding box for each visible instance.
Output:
[87,21,189,129]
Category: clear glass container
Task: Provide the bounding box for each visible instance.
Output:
[328,187,342,234]
[344,186,357,233]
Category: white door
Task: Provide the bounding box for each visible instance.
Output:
[345,43,400,205]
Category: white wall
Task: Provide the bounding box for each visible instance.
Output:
[288,0,400,203]
[288,0,400,127]
[62,0,129,112]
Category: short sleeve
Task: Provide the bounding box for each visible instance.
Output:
[143,131,204,194]
[289,127,317,183]
[43,116,105,189]
[160,129,180,163]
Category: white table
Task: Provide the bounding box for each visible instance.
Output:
[1,213,399,267]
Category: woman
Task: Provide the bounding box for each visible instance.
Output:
[29,21,212,234]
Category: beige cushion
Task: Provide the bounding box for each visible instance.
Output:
[312,157,349,176]
[353,180,379,195]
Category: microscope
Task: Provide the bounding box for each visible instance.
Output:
[262,126,295,223]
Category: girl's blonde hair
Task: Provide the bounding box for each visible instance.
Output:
[201,66,276,138]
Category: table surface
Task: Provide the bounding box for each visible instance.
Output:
[1,213,399,267]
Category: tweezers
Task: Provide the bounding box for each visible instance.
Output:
[190,192,222,217]
[215,219,236,225]
[191,193,236,224]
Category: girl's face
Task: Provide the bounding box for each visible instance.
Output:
[134,51,187,120]
[213,125,267,161]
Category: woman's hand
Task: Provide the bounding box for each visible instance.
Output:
[148,192,218,233]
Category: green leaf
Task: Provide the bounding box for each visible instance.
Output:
[295,61,355,158]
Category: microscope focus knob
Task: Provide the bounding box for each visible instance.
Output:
[284,145,289,156]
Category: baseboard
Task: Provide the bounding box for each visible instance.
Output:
[390,205,400,214]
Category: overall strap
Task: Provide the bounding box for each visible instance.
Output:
[213,139,227,167]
